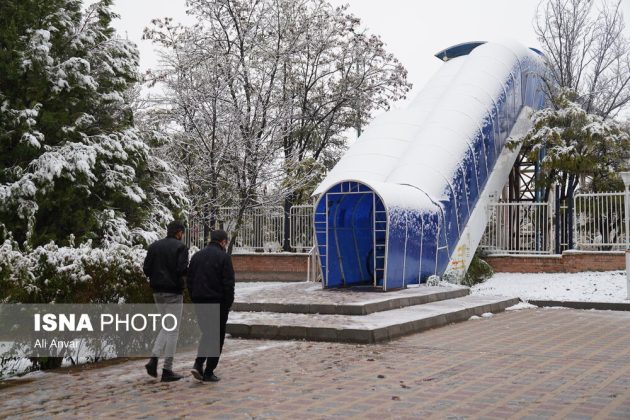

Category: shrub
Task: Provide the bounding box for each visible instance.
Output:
[462,252,494,287]
[0,239,152,304]
[0,238,156,373]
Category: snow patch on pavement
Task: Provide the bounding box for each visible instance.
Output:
[506,301,537,311]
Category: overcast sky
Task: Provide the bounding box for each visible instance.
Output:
[111,0,630,109]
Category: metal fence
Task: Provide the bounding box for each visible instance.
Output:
[480,191,628,255]
[480,201,553,254]
[574,192,627,251]
[184,205,313,253]
[184,217,207,250]
[289,205,314,252]
[185,191,627,255]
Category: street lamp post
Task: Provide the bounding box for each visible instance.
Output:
[620,172,630,300]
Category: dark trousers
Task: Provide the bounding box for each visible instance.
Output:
[195,303,229,374]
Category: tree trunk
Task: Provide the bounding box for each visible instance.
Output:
[228,205,247,255]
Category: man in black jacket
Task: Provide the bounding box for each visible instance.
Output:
[142,220,189,382]
[187,229,235,382]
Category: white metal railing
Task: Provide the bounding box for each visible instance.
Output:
[221,206,284,252]
[480,201,553,254]
[185,191,627,256]
[289,205,314,251]
[249,206,284,252]
[574,192,627,251]
[185,204,314,252]
[184,217,207,249]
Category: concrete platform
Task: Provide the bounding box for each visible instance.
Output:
[228,294,519,343]
[233,282,470,315]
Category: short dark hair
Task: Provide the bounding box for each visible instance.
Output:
[210,229,228,243]
[167,220,186,237]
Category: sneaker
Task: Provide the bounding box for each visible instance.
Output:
[203,373,220,382]
[145,357,158,378]
[161,369,184,382]
[191,362,204,382]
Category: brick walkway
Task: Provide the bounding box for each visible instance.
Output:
[1,308,629,419]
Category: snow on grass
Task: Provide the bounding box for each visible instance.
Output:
[472,271,628,303]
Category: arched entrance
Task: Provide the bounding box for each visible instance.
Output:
[314,181,387,288]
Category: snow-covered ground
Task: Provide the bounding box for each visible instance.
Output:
[472,271,629,303]
[237,274,630,304]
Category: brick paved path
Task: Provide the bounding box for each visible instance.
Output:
[1,308,629,419]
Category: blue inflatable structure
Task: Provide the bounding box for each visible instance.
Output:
[313,40,547,290]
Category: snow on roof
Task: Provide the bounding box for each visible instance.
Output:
[313,57,465,199]
[314,39,540,212]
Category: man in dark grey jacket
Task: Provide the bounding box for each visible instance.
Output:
[187,229,235,382]
[143,220,189,382]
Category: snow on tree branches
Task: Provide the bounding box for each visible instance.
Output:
[535,0,630,118]
[0,0,187,249]
[142,0,411,250]
[514,89,630,198]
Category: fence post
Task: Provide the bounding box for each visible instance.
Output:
[283,198,292,252]
[554,185,561,254]
[568,188,574,250]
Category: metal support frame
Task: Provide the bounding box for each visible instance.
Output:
[509,153,537,202]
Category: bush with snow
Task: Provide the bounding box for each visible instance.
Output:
[0,236,151,304]
[0,234,154,374]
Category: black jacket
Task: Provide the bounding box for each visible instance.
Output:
[187,242,235,306]
[143,237,189,294]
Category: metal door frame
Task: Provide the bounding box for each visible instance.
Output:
[325,191,378,287]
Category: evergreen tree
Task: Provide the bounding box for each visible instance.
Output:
[515,89,630,199]
[0,0,187,248]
